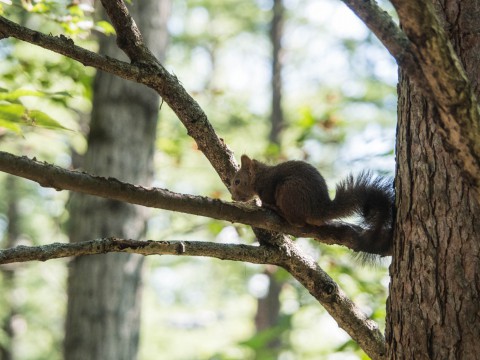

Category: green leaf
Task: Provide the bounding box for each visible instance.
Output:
[0,103,25,122]
[297,106,316,128]
[207,221,224,235]
[27,110,70,130]
[0,89,45,101]
[0,103,72,131]
[95,20,116,35]
[30,3,49,13]
[0,118,22,134]
[68,5,84,17]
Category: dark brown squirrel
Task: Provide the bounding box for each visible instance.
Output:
[231,155,395,256]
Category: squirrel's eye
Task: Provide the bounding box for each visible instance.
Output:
[234,179,240,185]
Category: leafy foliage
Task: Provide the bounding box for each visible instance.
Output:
[0,88,73,134]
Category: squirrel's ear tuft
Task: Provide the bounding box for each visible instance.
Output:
[240,155,252,167]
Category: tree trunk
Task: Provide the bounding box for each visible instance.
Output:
[268,0,284,145]
[63,2,170,359]
[254,266,282,352]
[387,1,480,358]
[0,177,19,360]
[252,1,286,354]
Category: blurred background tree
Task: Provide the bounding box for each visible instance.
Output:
[64,1,170,360]
[0,0,396,359]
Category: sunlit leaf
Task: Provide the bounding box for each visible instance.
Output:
[297,106,316,128]
[0,89,45,101]
[0,103,25,122]
[207,221,224,235]
[27,110,70,130]
[68,4,84,17]
[30,3,49,13]
[0,118,22,134]
[95,20,116,35]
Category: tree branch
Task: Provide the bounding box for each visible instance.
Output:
[0,237,386,359]
[86,4,389,357]
[0,150,381,254]
[99,0,152,62]
[0,15,141,83]
[281,241,387,359]
[0,13,236,187]
[341,0,429,93]
[0,238,274,265]
[100,0,238,187]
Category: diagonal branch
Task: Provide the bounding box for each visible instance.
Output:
[0,15,140,83]
[0,13,236,186]
[99,0,153,62]
[341,0,429,93]
[98,0,237,187]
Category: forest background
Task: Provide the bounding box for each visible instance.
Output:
[0,0,397,359]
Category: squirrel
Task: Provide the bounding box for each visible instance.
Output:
[230,155,395,256]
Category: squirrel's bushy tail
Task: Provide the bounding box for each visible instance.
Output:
[331,171,395,256]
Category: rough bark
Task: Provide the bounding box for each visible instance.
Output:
[387,1,480,359]
[63,2,170,360]
[389,0,480,202]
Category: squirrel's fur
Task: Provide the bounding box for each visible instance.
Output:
[231,155,395,256]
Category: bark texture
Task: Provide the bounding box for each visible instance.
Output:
[63,2,170,359]
[387,1,480,359]
[389,0,480,201]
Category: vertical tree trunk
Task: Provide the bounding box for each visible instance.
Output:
[386,1,480,358]
[253,1,286,354]
[254,266,282,351]
[269,0,284,145]
[0,177,19,360]
[63,2,170,359]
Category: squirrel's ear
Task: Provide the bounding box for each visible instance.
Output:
[240,155,252,168]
